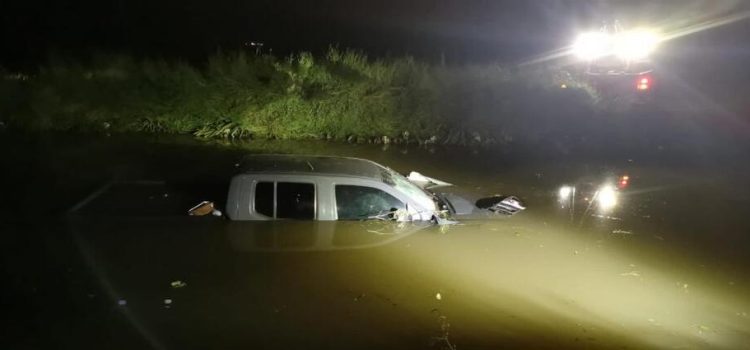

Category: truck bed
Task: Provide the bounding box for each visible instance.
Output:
[68,180,227,218]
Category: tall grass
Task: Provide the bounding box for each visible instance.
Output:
[1,48,597,144]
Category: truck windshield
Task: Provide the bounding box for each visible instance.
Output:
[381,169,436,212]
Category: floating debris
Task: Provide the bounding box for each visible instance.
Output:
[439,225,451,234]
[188,201,215,216]
[435,292,442,301]
[430,310,457,350]
[188,201,222,216]
[612,229,634,235]
[592,214,622,221]
[170,280,187,288]
[117,299,127,306]
[696,325,712,334]
[475,195,526,216]
[620,271,641,277]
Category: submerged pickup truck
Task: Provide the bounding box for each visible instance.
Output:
[69,154,525,224]
[67,155,525,252]
[226,155,524,222]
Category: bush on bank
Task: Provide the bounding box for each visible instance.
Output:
[0,48,597,144]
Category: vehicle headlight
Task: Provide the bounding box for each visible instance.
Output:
[573,32,611,60]
[596,185,618,211]
[613,29,659,60]
[559,186,573,200]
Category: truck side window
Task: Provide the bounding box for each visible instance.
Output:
[335,185,404,220]
[276,182,315,220]
[254,182,274,217]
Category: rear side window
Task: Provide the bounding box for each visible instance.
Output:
[277,182,315,220]
[335,185,404,220]
[253,181,315,220]
[254,182,274,217]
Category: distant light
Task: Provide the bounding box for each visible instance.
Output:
[637,77,651,90]
[559,186,573,200]
[597,185,618,211]
[618,175,630,189]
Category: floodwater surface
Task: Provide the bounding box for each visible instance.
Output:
[2,133,750,349]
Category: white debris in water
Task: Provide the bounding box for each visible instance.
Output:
[620,271,641,277]
[696,325,712,334]
[117,299,127,306]
[435,292,442,301]
[164,299,172,305]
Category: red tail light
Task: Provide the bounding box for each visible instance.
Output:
[618,175,630,189]
[636,76,650,91]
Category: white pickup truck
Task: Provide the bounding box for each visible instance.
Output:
[68,154,524,224]
[225,155,524,222]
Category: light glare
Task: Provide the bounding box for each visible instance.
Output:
[597,185,618,211]
[613,30,659,61]
[559,186,573,199]
[573,32,611,60]
[573,29,660,61]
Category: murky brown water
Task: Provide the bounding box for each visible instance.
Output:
[3,134,750,349]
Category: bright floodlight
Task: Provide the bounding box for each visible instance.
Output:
[559,186,573,200]
[613,29,659,60]
[573,32,611,60]
[597,185,618,211]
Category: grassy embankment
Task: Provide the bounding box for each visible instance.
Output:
[0,48,598,145]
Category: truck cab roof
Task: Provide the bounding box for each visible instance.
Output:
[240,154,389,181]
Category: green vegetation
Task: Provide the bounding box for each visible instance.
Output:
[0,48,597,144]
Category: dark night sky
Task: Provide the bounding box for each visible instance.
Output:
[2,0,749,67]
